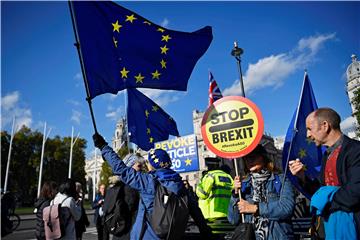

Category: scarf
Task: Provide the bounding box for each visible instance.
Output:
[250,169,271,240]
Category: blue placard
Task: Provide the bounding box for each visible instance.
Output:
[155,134,199,173]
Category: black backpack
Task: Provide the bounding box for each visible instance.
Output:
[149,181,189,240]
[103,184,130,237]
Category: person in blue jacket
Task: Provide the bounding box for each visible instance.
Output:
[93,133,213,240]
[228,144,295,240]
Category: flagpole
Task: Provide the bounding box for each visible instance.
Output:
[68,1,98,133]
[280,71,307,199]
[93,148,97,201]
[124,89,130,153]
[37,122,52,198]
[68,126,80,178]
[4,117,16,193]
[231,41,245,223]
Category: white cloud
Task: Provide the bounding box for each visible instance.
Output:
[105,107,124,121]
[1,91,32,130]
[138,88,184,107]
[67,99,81,107]
[340,116,357,134]
[74,72,83,87]
[71,110,82,125]
[161,18,169,28]
[223,33,336,96]
[297,33,336,55]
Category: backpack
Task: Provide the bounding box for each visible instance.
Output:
[43,197,71,240]
[103,184,130,237]
[149,181,189,240]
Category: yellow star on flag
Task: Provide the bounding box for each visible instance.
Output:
[306,137,313,145]
[151,70,161,79]
[160,162,164,167]
[146,128,151,134]
[112,20,122,32]
[161,35,172,42]
[160,45,169,54]
[152,105,159,112]
[160,59,167,69]
[125,14,137,23]
[145,110,150,118]
[113,37,118,48]
[154,158,159,163]
[120,67,129,78]
[298,148,307,158]
[157,27,165,33]
[185,158,192,166]
[149,137,154,143]
[302,164,308,171]
[135,73,144,83]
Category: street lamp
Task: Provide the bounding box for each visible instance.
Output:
[231,41,246,98]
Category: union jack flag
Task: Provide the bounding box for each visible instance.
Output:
[208,71,223,106]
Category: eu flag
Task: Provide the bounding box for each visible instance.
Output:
[71,1,213,99]
[282,73,323,198]
[127,89,179,151]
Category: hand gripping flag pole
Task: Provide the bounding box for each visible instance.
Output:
[281,72,322,199]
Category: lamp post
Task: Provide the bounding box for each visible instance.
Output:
[231,41,245,98]
[231,41,245,223]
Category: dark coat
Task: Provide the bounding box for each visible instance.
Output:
[92,193,105,225]
[104,182,139,240]
[34,198,51,240]
[75,203,89,238]
[305,135,360,238]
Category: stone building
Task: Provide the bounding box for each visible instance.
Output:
[346,54,360,139]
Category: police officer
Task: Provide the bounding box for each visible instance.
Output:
[196,157,233,221]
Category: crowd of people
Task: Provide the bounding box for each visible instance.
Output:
[3,107,359,240]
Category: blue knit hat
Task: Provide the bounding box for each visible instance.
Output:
[147,149,172,169]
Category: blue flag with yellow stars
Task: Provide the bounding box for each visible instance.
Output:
[127,88,179,151]
[71,1,213,99]
[282,73,323,199]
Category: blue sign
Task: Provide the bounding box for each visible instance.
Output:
[155,134,199,173]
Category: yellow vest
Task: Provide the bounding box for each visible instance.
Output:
[196,170,233,219]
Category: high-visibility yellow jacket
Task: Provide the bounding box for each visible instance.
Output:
[196,170,233,220]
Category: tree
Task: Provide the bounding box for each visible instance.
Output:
[1,126,87,207]
[353,88,360,137]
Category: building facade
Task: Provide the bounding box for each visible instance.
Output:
[346,54,360,139]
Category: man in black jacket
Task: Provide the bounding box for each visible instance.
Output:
[289,107,360,238]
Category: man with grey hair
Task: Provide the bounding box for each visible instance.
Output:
[289,107,360,238]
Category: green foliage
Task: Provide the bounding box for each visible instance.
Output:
[98,144,130,187]
[99,161,112,187]
[1,126,87,207]
[117,144,130,158]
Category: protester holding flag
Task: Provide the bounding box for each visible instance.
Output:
[92,133,214,240]
[289,108,360,239]
[228,145,295,240]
